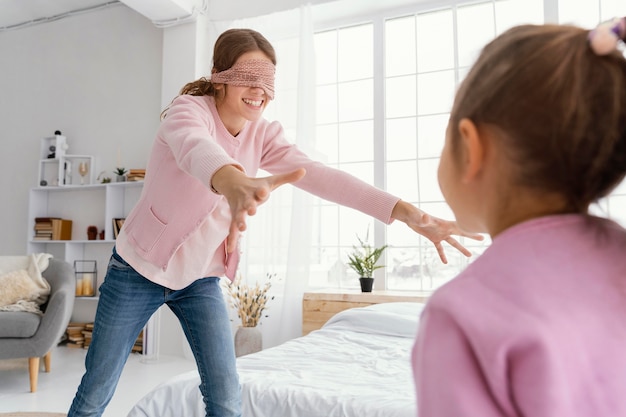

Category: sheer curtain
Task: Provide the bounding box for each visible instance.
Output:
[200,6,316,348]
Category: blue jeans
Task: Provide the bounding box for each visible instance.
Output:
[67,249,241,417]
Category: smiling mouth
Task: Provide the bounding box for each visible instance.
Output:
[242,98,263,107]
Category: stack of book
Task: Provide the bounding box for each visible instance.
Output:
[127,169,146,182]
[82,323,94,349]
[65,322,90,348]
[33,217,72,240]
[33,218,54,241]
[133,330,144,354]
[63,322,143,353]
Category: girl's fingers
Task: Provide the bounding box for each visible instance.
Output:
[226,223,240,253]
[434,242,448,264]
[459,231,484,241]
[446,237,472,257]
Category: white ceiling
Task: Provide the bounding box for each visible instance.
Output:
[0,0,201,30]
[0,0,432,31]
[0,0,120,29]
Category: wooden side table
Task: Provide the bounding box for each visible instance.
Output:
[302,289,430,335]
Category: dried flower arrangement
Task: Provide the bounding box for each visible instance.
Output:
[224,273,276,327]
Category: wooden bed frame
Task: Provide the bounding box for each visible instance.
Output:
[302,289,430,335]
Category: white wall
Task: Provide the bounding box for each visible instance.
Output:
[0,4,162,255]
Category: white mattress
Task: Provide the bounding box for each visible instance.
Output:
[127,302,424,417]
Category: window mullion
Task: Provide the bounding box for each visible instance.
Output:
[373,17,386,192]
[544,0,559,23]
[372,16,387,289]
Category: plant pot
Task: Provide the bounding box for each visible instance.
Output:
[234,326,262,357]
[359,277,374,292]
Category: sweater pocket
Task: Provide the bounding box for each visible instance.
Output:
[128,206,167,254]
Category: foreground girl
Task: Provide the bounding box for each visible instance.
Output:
[413,18,626,417]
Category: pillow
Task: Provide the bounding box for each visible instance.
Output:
[322,302,426,339]
[0,269,42,307]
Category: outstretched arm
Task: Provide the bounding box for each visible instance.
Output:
[211,165,307,253]
[391,200,483,263]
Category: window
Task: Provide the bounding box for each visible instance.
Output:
[243,0,626,292]
[558,0,623,27]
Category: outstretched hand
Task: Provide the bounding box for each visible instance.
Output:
[391,200,483,263]
[211,165,306,253]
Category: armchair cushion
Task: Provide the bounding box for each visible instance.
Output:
[0,269,42,307]
[0,311,40,338]
[0,253,53,314]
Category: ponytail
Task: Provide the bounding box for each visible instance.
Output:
[587,16,626,200]
[179,77,215,96]
[160,77,217,120]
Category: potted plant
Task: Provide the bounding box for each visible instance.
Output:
[114,167,127,182]
[346,232,388,292]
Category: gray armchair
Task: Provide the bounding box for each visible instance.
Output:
[0,258,75,392]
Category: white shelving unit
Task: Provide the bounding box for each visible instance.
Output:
[27,181,143,321]
[38,135,96,186]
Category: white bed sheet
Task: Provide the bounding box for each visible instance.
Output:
[127,302,424,417]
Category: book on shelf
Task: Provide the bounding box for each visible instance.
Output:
[112,218,125,239]
[33,217,72,240]
[51,218,72,240]
[127,168,145,182]
[33,230,53,240]
[34,217,57,229]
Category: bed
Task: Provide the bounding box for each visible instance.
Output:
[127,301,424,417]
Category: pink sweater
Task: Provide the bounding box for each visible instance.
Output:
[116,95,400,289]
[412,214,626,417]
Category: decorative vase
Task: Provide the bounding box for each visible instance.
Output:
[234,326,262,357]
[116,175,126,182]
[87,226,98,240]
[359,277,374,292]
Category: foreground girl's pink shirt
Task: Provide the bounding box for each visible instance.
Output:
[412,214,626,417]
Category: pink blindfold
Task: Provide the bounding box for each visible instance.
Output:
[210,59,276,100]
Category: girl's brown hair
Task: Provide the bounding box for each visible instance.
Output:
[161,28,276,118]
[450,24,626,212]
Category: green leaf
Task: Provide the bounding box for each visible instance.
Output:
[346,230,387,277]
